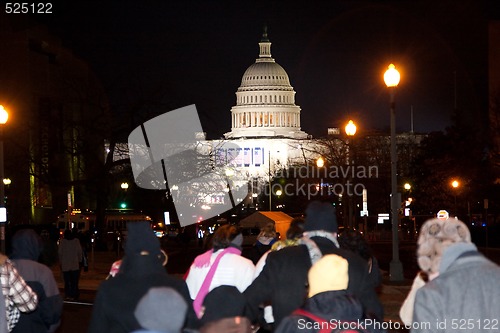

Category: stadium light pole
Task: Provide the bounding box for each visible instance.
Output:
[384,64,404,281]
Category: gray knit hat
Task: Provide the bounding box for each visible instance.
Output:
[417,218,471,274]
[134,287,187,333]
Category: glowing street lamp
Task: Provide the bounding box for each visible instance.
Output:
[316,157,325,168]
[0,106,8,125]
[384,64,404,281]
[345,120,357,228]
[0,105,9,253]
[345,120,357,137]
[451,179,460,215]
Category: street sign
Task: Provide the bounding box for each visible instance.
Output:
[378,213,389,224]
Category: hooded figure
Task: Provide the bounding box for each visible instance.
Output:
[198,285,252,333]
[244,201,383,327]
[275,254,381,333]
[88,221,199,333]
[10,228,62,333]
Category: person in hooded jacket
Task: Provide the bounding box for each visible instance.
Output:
[244,201,383,328]
[10,229,62,333]
[88,221,199,333]
[275,254,384,333]
[198,285,252,333]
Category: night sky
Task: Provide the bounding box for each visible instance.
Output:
[34,0,499,139]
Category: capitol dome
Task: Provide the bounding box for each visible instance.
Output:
[240,61,291,87]
[224,29,308,139]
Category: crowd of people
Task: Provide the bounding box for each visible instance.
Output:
[0,227,87,332]
[86,200,500,333]
[1,199,500,333]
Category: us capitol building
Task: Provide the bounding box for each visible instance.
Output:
[214,29,317,182]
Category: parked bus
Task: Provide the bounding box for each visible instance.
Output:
[57,209,153,236]
[104,211,153,234]
[57,209,96,237]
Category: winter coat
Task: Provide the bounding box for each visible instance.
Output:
[88,254,199,333]
[412,243,500,333]
[185,249,255,300]
[58,238,82,272]
[10,229,62,333]
[275,290,384,333]
[244,236,383,327]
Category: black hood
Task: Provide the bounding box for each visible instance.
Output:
[11,228,43,261]
[304,290,363,321]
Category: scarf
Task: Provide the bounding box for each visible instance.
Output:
[299,231,339,265]
[192,246,242,317]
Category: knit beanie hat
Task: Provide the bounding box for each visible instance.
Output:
[308,254,349,297]
[417,218,471,274]
[200,285,246,325]
[304,201,338,233]
[125,221,161,256]
[134,287,187,333]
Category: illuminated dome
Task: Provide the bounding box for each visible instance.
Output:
[224,28,308,139]
[240,61,291,87]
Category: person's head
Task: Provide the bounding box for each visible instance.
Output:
[212,225,243,251]
[303,201,338,234]
[286,217,305,239]
[134,287,187,333]
[258,222,276,239]
[200,285,247,325]
[11,228,43,261]
[417,218,471,276]
[125,221,162,257]
[338,228,372,262]
[63,229,74,240]
[308,254,349,298]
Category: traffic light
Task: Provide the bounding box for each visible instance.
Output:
[120,202,127,209]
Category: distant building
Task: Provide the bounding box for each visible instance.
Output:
[0,13,107,224]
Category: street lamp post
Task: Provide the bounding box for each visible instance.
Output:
[345,120,356,229]
[384,64,404,281]
[451,179,459,216]
[0,105,9,254]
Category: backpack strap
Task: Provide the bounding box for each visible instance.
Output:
[292,308,368,333]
